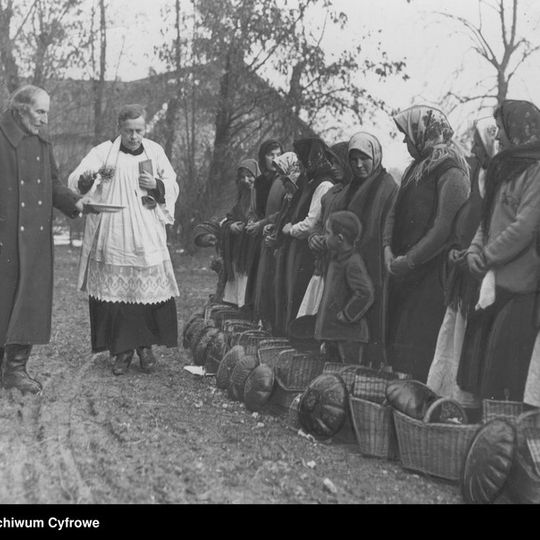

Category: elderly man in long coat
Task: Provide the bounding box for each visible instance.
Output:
[0,85,83,394]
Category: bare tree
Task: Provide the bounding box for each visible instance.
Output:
[0,0,38,94]
[21,0,86,87]
[91,0,107,144]
[437,0,540,110]
[195,0,407,213]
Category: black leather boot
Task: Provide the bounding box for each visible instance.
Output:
[1,344,42,394]
[136,346,157,373]
[112,350,134,376]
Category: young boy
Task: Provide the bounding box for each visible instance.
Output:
[314,210,375,364]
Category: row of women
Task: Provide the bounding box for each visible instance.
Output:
[195,100,540,416]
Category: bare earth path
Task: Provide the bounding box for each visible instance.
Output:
[0,246,462,504]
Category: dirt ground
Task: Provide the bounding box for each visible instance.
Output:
[0,246,465,504]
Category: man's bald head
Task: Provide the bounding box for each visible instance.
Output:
[8,85,50,135]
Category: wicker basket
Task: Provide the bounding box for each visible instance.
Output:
[231,329,271,354]
[482,399,524,423]
[189,320,216,357]
[323,363,361,392]
[213,309,248,328]
[193,327,220,366]
[203,303,234,321]
[349,396,398,459]
[257,344,294,369]
[182,313,205,349]
[182,316,206,350]
[393,397,480,481]
[269,351,326,415]
[353,367,411,404]
[258,338,290,349]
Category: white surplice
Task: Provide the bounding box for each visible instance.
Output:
[68,136,180,304]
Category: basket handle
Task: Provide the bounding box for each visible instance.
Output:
[423,397,468,424]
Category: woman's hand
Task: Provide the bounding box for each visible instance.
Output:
[384,246,395,273]
[200,234,217,247]
[265,234,277,248]
[389,255,410,277]
[263,224,275,237]
[467,252,488,278]
[139,171,157,190]
[449,248,468,269]
[245,221,262,236]
[230,222,245,234]
[282,223,292,235]
[309,234,327,253]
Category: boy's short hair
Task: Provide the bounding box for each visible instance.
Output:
[328,210,362,244]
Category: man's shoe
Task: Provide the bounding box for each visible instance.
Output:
[1,344,42,394]
[136,346,157,373]
[112,350,134,376]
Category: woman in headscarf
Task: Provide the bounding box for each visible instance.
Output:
[427,118,498,413]
[221,158,261,307]
[385,106,470,382]
[295,140,351,323]
[252,151,302,331]
[244,139,283,312]
[274,138,337,336]
[309,132,398,366]
[457,99,540,402]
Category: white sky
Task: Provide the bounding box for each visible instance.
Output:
[100,0,540,169]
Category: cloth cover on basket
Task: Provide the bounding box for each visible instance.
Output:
[386,380,439,420]
[228,354,258,401]
[216,345,245,390]
[461,418,517,504]
[244,364,275,412]
[298,374,348,439]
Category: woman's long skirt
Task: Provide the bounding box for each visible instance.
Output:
[387,262,446,382]
[457,288,537,401]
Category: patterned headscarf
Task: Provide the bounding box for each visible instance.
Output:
[348,131,383,174]
[474,117,498,159]
[394,105,468,185]
[272,152,302,185]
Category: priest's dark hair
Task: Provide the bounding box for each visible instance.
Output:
[117,103,147,124]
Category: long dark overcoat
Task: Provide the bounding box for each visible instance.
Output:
[317,170,398,366]
[0,111,79,345]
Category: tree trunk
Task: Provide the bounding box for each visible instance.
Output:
[164,0,182,160]
[0,1,20,93]
[93,0,107,144]
[204,53,234,214]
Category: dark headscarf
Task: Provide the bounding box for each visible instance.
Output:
[330,141,353,184]
[293,137,340,183]
[482,100,540,231]
[254,139,283,218]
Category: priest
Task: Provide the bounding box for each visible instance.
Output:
[68,104,180,375]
